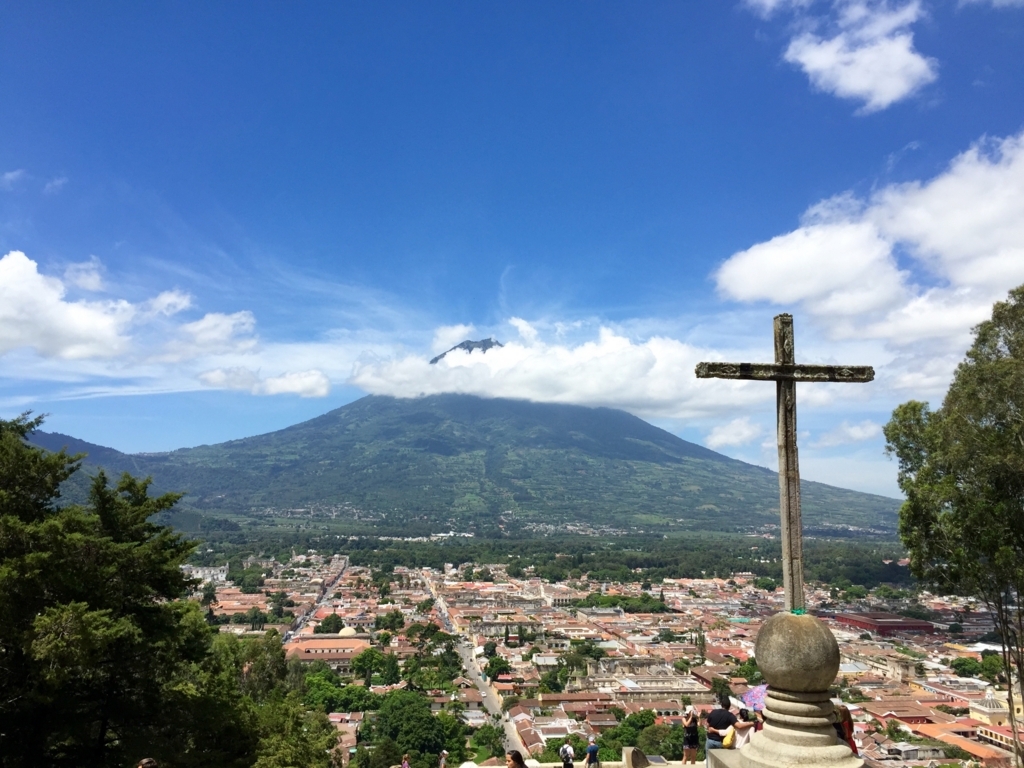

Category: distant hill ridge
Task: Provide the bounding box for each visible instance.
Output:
[29,393,899,536]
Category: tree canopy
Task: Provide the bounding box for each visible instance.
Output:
[0,414,336,767]
[884,284,1024,768]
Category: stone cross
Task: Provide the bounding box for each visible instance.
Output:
[695,314,873,611]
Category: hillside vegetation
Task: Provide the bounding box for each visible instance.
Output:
[31,394,899,536]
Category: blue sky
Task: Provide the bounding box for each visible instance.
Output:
[2,1,1023,497]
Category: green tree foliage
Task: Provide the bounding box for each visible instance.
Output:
[417,597,435,614]
[884,285,1024,767]
[375,609,405,631]
[734,657,762,684]
[373,690,446,756]
[0,414,336,767]
[638,724,685,759]
[304,668,383,712]
[486,656,512,678]
[950,657,983,678]
[483,640,498,658]
[315,613,345,634]
[353,647,385,686]
[473,723,506,757]
[981,651,1005,682]
[710,677,733,701]
[575,591,671,613]
[381,652,402,685]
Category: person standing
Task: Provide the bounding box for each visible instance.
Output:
[440,749,449,768]
[506,750,528,768]
[585,735,600,768]
[403,755,411,768]
[705,698,737,765]
[682,705,700,764]
[559,738,575,768]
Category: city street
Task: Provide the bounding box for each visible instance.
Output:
[458,640,527,754]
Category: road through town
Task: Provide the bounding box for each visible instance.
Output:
[457,640,527,755]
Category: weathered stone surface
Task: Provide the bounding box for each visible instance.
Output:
[756,612,839,692]
[623,746,650,768]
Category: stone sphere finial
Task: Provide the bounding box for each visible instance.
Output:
[755,612,840,692]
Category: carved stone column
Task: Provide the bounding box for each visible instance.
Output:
[740,612,862,768]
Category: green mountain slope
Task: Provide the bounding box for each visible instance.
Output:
[30,394,899,536]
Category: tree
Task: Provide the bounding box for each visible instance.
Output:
[884,285,1024,768]
[486,656,512,678]
[201,581,218,607]
[416,597,435,614]
[353,648,385,686]
[377,631,393,648]
[380,653,402,685]
[950,657,983,678]
[734,657,761,684]
[695,624,707,665]
[373,690,445,756]
[0,414,341,767]
[474,723,506,757]
[315,613,345,634]
[710,677,733,701]
[375,609,405,632]
[246,606,268,631]
[638,724,677,758]
[982,651,1005,683]
[483,641,498,658]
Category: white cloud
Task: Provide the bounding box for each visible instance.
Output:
[716,129,1024,394]
[744,0,814,16]
[1,170,26,191]
[960,0,1024,6]
[143,290,193,318]
[751,0,937,112]
[706,417,763,449]
[64,256,105,291]
[509,317,539,343]
[43,176,68,194]
[352,326,773,420]
[431,324,477,354]
[199,367,330,397]
[258,370,331,397]
[813,419,881,447]
[158,311,258,362]
[0,251,134,359]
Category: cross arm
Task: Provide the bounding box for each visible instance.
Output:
[695,362,874,382]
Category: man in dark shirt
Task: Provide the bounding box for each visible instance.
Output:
[705,698,738,766]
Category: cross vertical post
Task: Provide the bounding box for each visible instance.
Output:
[774,315,803,611]
[695,315,873,613]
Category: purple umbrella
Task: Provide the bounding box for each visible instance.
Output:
[742,684,768,712]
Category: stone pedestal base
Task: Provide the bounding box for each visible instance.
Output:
[739,689,861,768]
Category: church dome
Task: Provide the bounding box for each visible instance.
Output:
[339,626,358,637]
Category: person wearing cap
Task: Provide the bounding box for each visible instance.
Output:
[440,749,449,768]
[585,735,600,768]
